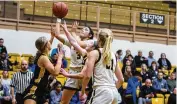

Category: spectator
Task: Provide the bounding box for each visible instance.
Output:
[148,61,158,80]
[167,88,176,104]
[49,82,62,104]
[10,60,33,104]
[138,79,156,104]
[0,51,19,71]
[158,53,171,70]
[125,71,142,104]
[140,64,151,83]
[70,92,81,104]
[51,43,67,69]
[116,49,123,62]
[158,67,168,79]
[28,56,36,73]
[0,51,11,70]
[123,49,133,65]
[0,71,11,104]
[51,42,65,57]
[167,72,176,93]
[51,53,67,69]
[134,51,148,67]
[122,55,136,74]
[123,66,133,82]
[152,72,169,95]
[0,38,7,54]
[147,51,157,67]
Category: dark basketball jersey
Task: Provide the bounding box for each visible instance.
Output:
[23,53,51,98]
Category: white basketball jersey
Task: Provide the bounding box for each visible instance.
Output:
[93,50,117,87]
[70,47,83,68]
[69,39,96,68]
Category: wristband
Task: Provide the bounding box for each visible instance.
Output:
[57,18,61,23]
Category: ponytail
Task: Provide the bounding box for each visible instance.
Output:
[98,28,113,66]
[102,35,113,66]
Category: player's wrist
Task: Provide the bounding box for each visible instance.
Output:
[57,18,61,23]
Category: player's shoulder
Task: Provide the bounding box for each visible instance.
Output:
[88,49,99,57]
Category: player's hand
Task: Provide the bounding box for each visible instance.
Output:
[60,20,68,32]
[57,47,64,59]
[51,26,56,37]
[12,98,16,104]
[60,68,69,77]
[81,88,85,97]
[71,21,79,32]
[58,42,63,51]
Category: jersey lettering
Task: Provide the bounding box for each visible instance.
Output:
[106,59,114,70]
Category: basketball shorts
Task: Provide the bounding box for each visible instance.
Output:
[63,68,82,90]
[88,86,122,104]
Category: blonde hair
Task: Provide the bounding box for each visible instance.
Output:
[35,36,48,52]
[98,28,113,66]
[141,63,148,72]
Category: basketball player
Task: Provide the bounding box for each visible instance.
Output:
[23,34,64,104]
[60,28,124,104]
[53,20,95,104]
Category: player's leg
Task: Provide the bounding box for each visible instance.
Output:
[60,89,76,104]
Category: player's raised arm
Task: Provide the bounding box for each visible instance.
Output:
[71,21,96,49]
[61,21,87,56]
[53,19,71,47]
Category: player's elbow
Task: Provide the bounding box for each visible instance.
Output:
[77,74,84,79]
[52,72,59,76]
[119,77,124,84]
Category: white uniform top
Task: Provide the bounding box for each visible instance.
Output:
[70,47,83,67]
[93,50,117,88]
[64,38,96,68]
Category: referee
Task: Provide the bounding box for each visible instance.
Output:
[10,60,33,104]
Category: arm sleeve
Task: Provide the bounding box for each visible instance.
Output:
[50,91,55,104]
[139,87,144,97]
[164,80,169,91]
[127,79,135,88]
[152,80,160,91]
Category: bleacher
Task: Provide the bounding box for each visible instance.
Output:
[17,1,176,30]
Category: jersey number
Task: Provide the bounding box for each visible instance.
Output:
[76,52,81,59]
[106,59,113,71]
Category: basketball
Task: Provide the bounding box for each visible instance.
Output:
[53,2,68,18]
